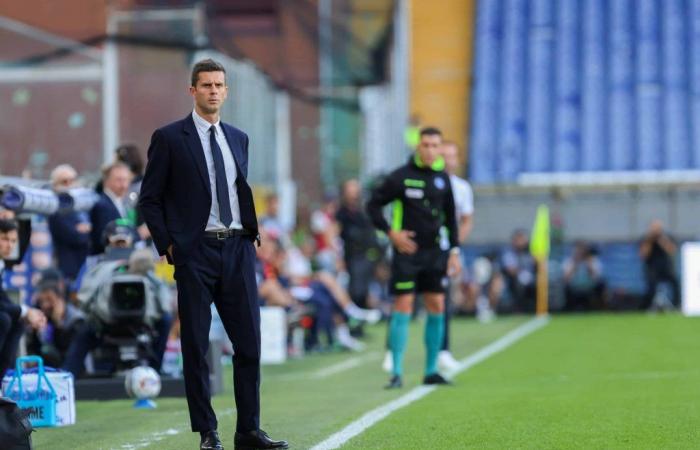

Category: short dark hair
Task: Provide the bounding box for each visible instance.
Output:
[191,59,226,87]
[420,127,442,137]
[35,281,64,299]
[0,219,18,234]
[115,144,144,176]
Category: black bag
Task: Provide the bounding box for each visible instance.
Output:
[0,397,32,450]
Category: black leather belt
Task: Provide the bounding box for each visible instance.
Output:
[204,228,252,240]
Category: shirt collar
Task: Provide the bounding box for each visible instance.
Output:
[104,188,123,205]
[192,109,220,135]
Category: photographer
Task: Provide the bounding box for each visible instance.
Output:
[639,219,679,309]
[26,281,86,368]
[63,221,173,377]
[500,229,536,313]
[563,241,605,311]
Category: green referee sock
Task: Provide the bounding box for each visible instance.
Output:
[424,313,445,376]
[389,311,411,377]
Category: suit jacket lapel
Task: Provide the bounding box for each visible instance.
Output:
[220,123,246,179]
[182,115,212,197]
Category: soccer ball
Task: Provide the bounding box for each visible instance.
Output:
[125,366,162,399]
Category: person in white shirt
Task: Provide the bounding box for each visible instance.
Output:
[439,141,474,371]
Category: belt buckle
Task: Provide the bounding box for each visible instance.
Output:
[216,230,227,240]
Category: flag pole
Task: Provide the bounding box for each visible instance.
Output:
[536,257,548,316]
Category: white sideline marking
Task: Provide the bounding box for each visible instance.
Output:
[310,316,550,450]
[115,408,235,450]
[313,352,380,378]
[270,352,380,381]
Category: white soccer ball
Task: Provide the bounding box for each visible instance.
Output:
[125,366,162,399]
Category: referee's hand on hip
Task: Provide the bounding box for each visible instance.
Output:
[389,229,418,254]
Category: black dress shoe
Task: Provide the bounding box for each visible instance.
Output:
[423,373,452,385]
[201,430,224,450]
[234,429,288,449]
[384,375,403,389]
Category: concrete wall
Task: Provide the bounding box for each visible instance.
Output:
[470,185,700,244]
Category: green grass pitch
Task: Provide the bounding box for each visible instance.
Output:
[30,314,700,449]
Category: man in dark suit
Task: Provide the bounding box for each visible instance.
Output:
[0,219,46,379]
[139,59,287,450]
[90,162,133,255]
[48,164,91,286]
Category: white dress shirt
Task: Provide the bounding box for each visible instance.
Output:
[104,188,127,218]
[440,174,474,251]
[449,174,474,218]
[192,110,243,230]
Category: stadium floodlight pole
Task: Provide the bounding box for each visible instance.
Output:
[530,204,550,316]
[103,7,120,165]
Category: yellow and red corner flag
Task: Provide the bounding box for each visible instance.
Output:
[530,205,550,316]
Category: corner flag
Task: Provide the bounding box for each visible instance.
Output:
[530,205,550,316]
[530,205,550,260]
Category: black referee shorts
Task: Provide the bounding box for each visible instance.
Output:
[390,246,448,295]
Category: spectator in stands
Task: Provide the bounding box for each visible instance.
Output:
[90,162,133,255]
[639,220,679,309]
[255,230,380,351]
[27,281,86,368]
[95,143,145,196]
[260,193,290,241]
[310,193,342,273]
[114,144,152,243]
[0,219,46,378]
[336,179,381,309]
[255,231,295,309]
[501,229,536,312]
[563,241,605,311]
[115,144,145,194]
[47,164,91,288]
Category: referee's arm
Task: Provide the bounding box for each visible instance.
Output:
[366,173,402,233]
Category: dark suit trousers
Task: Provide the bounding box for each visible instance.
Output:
[174,235,260,433]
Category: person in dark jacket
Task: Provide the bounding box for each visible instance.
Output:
[0,219,46,378]
[639,219,679,309]
[336,179,381,309]
[366,127,461,389]
[89,162,133,255]
[48,164,91,286]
